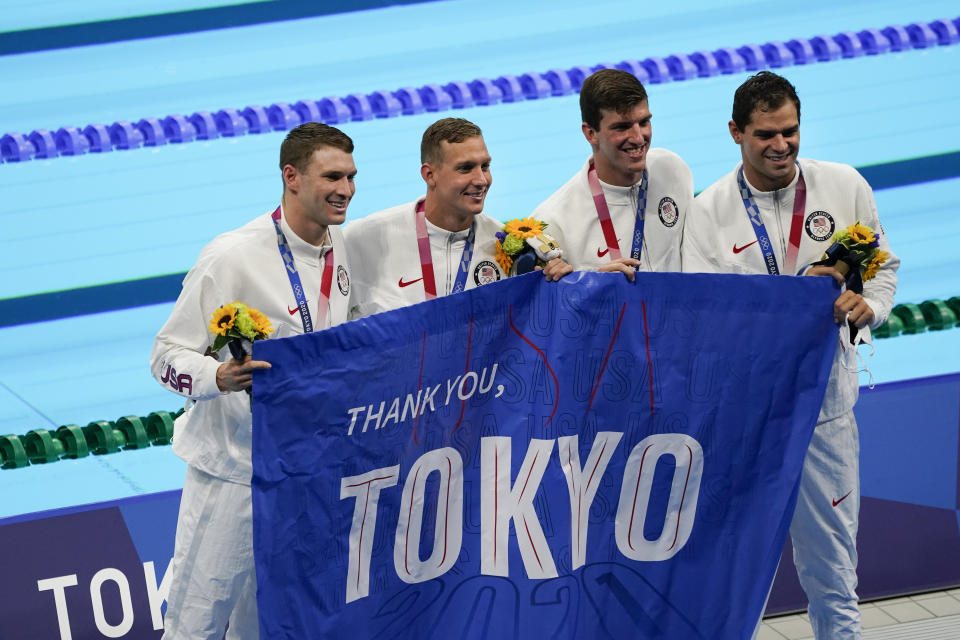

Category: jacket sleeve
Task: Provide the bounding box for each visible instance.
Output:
[149,259,228,400]
[342,217,380,320]
[854,172,899,329]
[680,196,723,274]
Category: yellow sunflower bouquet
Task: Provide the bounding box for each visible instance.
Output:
[813,222,889,293]
[495,217,562,276]
[208,302,274,361]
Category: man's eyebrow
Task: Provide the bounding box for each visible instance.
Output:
[754,125,798,135]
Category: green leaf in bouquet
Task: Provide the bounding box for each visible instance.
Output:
[212,334,230,352]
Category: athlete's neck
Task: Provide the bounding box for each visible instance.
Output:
[422,195,474,232]
[281,195,329,246]
[592,153,642,188]
[742,162,797,193]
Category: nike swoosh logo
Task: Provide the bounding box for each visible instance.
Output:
[398,277,423,288]
[733,240,758,254]
[832,490,853,507]
[288,306,299,315]
[597,247,610,258]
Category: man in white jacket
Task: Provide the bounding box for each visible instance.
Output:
[150,122,357,639]
[682,71,899,639]
[347,117,570,317]
[533,69,693,281]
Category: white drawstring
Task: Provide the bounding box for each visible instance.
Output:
[847,324,876,389]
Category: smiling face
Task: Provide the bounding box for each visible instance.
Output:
[583,101,651,187]
[421,135,491,230]
[283,145,357,244]
[730,100,799,192]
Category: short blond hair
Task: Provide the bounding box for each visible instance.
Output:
[421,118,483,165]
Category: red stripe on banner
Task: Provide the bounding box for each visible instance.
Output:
[586,302,627,415]
[440,456,452,567]
[494,449,499,565]
[587,442,608,490]
[452,316,474,433]
[412,331,427,445]
[508,305,559,427]
[343,474,399,590]
[642,301,654,415]
[520,451,540,500]
[668,445,694,551]
[404,466,420,577]
[524,517,544,571]
[358,485,370,589]
[628,444,654,550]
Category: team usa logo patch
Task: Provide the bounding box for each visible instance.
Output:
[805,211,835,241]
[337,265,350,296]
[473,260,501,286]
[658,197,679,227]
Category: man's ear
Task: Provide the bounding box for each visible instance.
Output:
[728,120,743,145]
[282,164,299,191]
[581,122,598,147]
[420,162,436,189]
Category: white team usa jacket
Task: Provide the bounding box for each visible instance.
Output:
[533,148,693,272]
[682,158,899,420]
[344,200,505,318]
[150,209,352,483]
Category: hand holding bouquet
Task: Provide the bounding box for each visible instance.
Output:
[209,302,274,394]
[494,218,562,276]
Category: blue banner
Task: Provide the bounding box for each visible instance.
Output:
[251,271,837,639]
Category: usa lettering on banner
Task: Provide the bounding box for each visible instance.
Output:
[251,271,837,639]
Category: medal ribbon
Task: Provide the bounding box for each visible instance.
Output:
[587,161,648,262]
[414,200,475,299]
[271,206,334,332]
[737,164,807,275]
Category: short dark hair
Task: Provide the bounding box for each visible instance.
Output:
[732,71,801,132]
[579,69,648,130]
[421,118,483,165]
[279,122,353,172]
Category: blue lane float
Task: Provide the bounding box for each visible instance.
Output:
[188,111,219,140]
[267,102,301,131]
[28,129,58,159]
[54,127,89,156]
[467,79,502,106]
[713,47,748,73]
[135,117,167,146]
[367,91,402,118]
[108,121,144,150]
[0,133,34,162]
[343,94,374,121]
[240,105,272,133]
[442,81,475,108]
[857,29,892,55]
[214,108,249,137]
[161,115,197,143]
[4,15,958,164]
[392,87,425,115]
[82,124,112,152]
[318,96,351,124]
